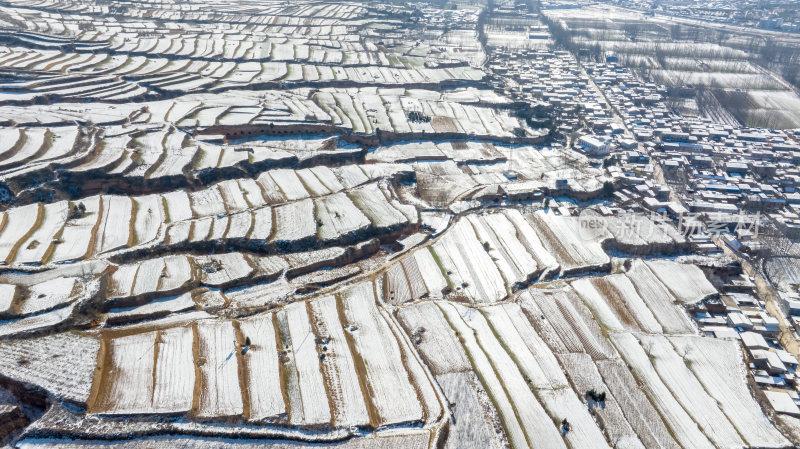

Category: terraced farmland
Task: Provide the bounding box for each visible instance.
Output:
[0,0,794,448]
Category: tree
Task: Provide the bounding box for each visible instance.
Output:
[602,181,615,198]
[586,389,607,403]
[590,43,603,62]
[655,47,668,69]
[760,37,778,63]
[715,30,729,45]
[670,24,681,41]
[782,64,800,88]
[68,202,86,220]
[756,222,795,260]
[623,23,642,42]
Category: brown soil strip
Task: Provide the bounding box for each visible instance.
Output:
[0,211,8,236]
[84,196,104,259]
[86,333,111,413]
[592,278,639,329]
[150,329,162,407]
[126,197,138,248]
[232,319,252,420]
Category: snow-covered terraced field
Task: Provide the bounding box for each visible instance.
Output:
[0,208,791,448]
[86,284,437,430]
[0,177,416,267]
[0,0,794,448]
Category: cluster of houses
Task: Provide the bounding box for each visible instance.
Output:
[445,1,800,418]
[486,48,623,142]
[577,59,800,414]
[692,270,800,416]
[585,63,800,246]
[480,0,800,421]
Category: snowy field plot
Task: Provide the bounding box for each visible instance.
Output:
[308,296,370,428]
[0,203,42,264]
[279,301,331,426]
[151,326,195,414]
[572,275,663,334]
[636,334,744,449]
[610,333,715,449]
[14,201,68,265]
[595,358,682,449]
[520,288,617,360]
[348,183,408,230]
[381,262,413,305]
[644,260,717,303]
[339,283,425,426]
[89,331,158,415]
[537,388,611,449]
[437,302,569,449]
[17,277,78,316]
[625,260,695,334]
[557,353,646,449]
[412,248,450,299]
[670,336,789,448]
[467,214,539,286]
[651,70,782,90]
[482,303,569,390]
[396,302,471,376]
[314,193,371,242]
[527,210,610,274]
[431,218,507,303]
[435,372,508,449]
[746,90,800,129]
[0,332,100,405]
[0,283,16,315]
[271,199,317,245]
[501,209,559,274]
[399,257,429,301]
[105,293,196,325]
[50,196,101,264]
[96,196,133,254]
[237,314,284,422]
[0,301,79,338]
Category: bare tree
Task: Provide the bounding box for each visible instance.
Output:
[623,23,642,42]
